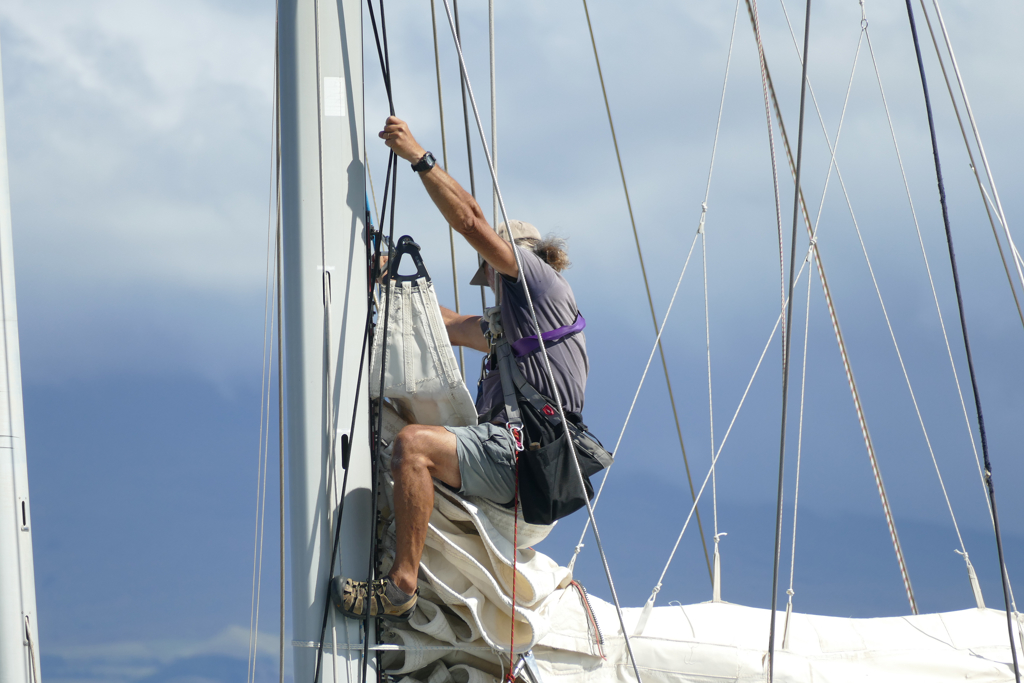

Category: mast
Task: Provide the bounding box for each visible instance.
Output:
[278,1,372,682]
[0,34,42,683]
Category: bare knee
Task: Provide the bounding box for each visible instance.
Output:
[392,424,434,477]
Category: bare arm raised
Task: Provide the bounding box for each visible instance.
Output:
[379,116,518,280]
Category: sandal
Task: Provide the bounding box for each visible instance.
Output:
[330,576,417,622]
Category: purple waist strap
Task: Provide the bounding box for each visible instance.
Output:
[510,313,586,358]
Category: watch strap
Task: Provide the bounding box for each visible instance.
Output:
[411,151,436,173]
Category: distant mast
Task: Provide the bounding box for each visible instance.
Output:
[278,1,373,682]
[0,33,43,683]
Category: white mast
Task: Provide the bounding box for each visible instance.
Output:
[278,1,372,682]
[0,34,42,683]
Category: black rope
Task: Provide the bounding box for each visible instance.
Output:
[365,0,394,116]
[903,2,1021,679]
[310,0,399,677]
[362,155,398,683]
[768,0,812,680]
[311,245,377,683]
[361,3,400,681]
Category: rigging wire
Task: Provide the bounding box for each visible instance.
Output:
[569,230,702,574]
[570,0,745,582]
[250,12,283,679]
[450,0,487,316]
[361,2,403,681]
[436,1,644,678]
[276,183,286,683]
[771,0,917,615]
[308,0,401,679]
[915,8,1024,625]
[925,0,1024,323]
[701,215,718,552]
[781,254,814,649]
[429,0,466,379]
[643,251,818,607]
[772,6,866,630]
[902,1,1021,678]
[310,1,345,680]
[860,14,977,575]
[767,1,812,679]
[752,4,870,625]
[747,0,788,369]
[773,6,869,630]
[489,0,498,247]
[264,12,288,681]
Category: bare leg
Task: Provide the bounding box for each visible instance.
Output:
[388,424,461,595]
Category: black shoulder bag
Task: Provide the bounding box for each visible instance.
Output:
[493,334,613,526]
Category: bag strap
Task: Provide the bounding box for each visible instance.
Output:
[493,324,566,432]
[493,332,526,452]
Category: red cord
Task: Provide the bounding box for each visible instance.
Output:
[505,452,520,682]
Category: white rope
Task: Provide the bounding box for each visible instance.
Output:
[569,0,742,569]
[436,3,644,679]
[776,8,862,633]
[917,0,1023,643]
[24,616,39,683]
[248,24,284,679]
[649,253,816,596]
[783,252,814,646]
[567,230,701,572]
[914,3,1015,527]
[702,220,723,603]
[310,3,347,677]
[702,221,717,539]
[429,0,465,378]
[489,0,498,236]
[777,0,918,614]
[703,0,743,557]
[927,0,1024,310]
[862,20,970,557]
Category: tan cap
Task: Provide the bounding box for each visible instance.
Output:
[469,220,541,286]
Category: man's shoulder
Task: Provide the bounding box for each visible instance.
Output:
[518,248,570,288]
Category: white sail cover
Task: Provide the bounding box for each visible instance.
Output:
[372,271,1022,683]
[370,277,477,427]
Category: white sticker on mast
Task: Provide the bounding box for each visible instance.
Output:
[323,76,346,117]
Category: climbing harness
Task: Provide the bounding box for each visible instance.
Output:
[488,310,612,526]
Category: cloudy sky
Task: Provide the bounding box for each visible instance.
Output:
[2,0,1023,681]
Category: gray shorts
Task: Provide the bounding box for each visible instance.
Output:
[445,423,517,505]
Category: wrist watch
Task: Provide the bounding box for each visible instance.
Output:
[411,151,436,173]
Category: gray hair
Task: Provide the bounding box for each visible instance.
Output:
[515,235,571,272]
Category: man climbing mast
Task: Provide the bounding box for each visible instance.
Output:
[333,116,589,621]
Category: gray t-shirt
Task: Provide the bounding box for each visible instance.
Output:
[476,249,588,421]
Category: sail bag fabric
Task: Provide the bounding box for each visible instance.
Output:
[370,277,477,427]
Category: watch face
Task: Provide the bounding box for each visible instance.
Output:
[414,152,435,172]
